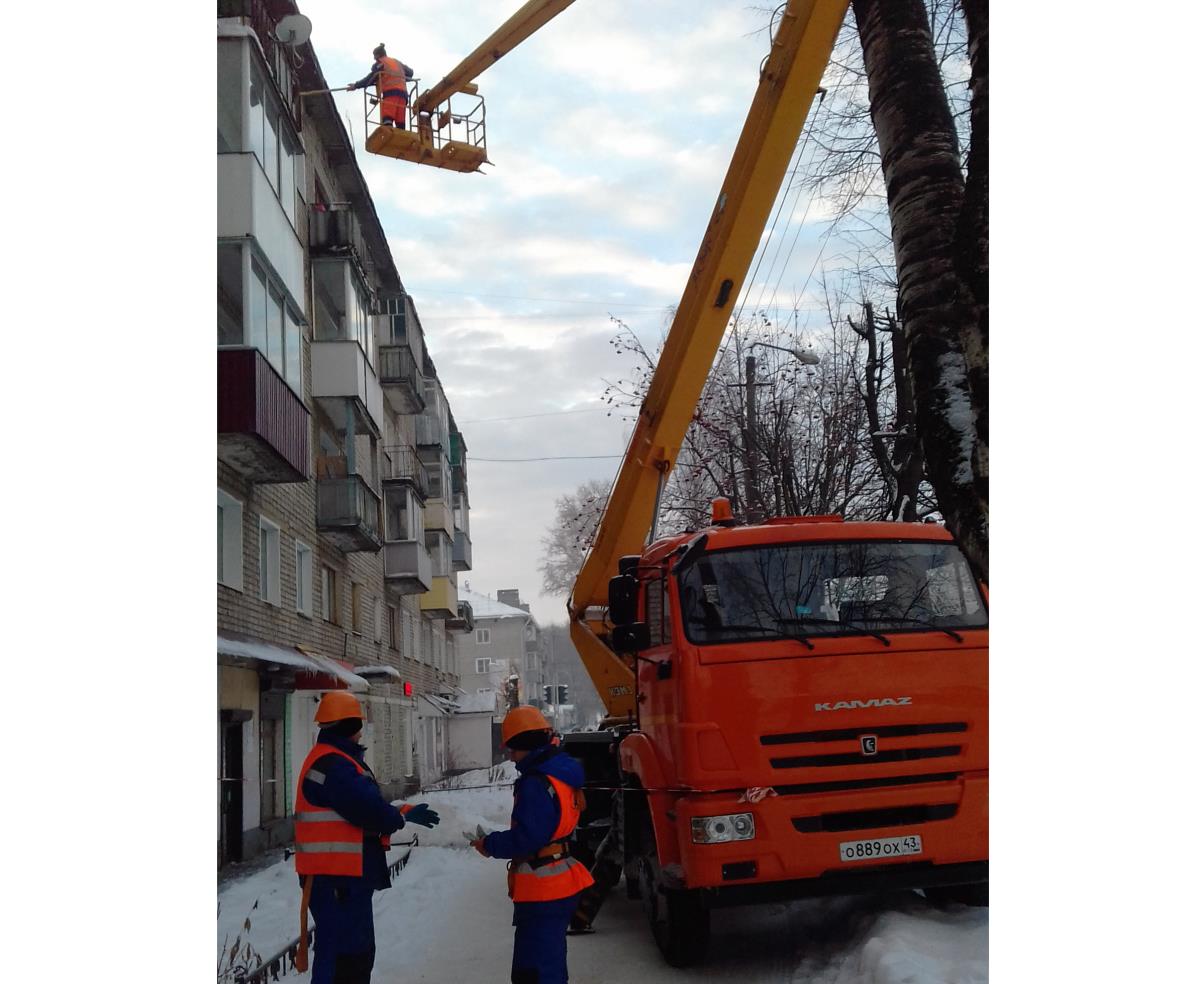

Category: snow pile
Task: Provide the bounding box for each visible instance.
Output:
[795,899,988,984]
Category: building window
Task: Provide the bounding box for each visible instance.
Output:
[259,699,286,823]
[374,597,383,643]
[217,490,244,591]
[351,582,363,635]
[218,242,302,393]
[475,657,491,675]
[387,605,397,649]
[322,566,339,624]
[295,541,313,616]
[258,518,281,606]
[475,627,491,645]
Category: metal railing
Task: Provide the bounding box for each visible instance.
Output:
[316,474,382,543]
[362,77,487,158]
[382,445,431,499]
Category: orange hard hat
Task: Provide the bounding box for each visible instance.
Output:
[501,705,550,747]
[315,691,364,725]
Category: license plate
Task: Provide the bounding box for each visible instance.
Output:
[838,834,923,863]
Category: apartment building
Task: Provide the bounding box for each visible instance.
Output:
[216,0,474,867]
[451,587,547,765]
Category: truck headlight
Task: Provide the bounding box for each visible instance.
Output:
[690,812,755,844]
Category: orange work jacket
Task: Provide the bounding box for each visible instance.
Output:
[293,743,390,877]
[507,774,596,902]
[376,56,408,97]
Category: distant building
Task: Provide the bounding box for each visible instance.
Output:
[216,0,473,867]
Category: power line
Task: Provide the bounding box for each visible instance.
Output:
[470,454,623,462]
[459,408,612,424]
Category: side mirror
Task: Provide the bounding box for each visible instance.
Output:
[608,573,639,626]
[612,622,651,654]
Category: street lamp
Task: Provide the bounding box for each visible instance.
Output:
[748,340,820,365]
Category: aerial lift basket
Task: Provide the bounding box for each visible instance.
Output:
[362,81,489,173]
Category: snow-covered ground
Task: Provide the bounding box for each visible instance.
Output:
[218,765,986,982]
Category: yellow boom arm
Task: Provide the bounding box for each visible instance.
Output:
[568,0,850,720]
[414,0,579,116]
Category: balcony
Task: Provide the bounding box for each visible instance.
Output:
[217,154,304,306]
[382,446,430,500]
[416,411,447,450]
[310,340,385,437]
[420,576,459,620]
[316,474,382,552]
[309,205,367,260]
[218,348,309,483]
[424,498,455,535]
[447,600,475,633]
[383,539,432,595]
[377,341,425,415]
[453,530,473,572]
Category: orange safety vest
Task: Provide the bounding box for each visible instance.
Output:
[293,743,390,877]
[376,56,408,97]
[507,774,596,902]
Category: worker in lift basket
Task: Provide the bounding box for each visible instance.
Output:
[346,43,413,129]
[472,706,595,984]
[293,691,441,984]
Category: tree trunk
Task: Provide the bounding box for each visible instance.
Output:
[851,0,988,578]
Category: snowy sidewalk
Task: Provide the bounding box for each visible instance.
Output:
[218,766,987,983]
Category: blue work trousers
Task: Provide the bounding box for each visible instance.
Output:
[511,895,579,984]
[309,877,377,984]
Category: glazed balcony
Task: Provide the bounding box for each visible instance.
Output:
[310,340,385,438]
[217,348,309,483]
[420,575,458,620]
[453,530,473,572]
[424,498,455,535]
[316,473,382,552]
[383,539,432,596]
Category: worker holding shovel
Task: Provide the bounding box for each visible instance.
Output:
[293,691,440,984]
[472,706,594,984]
[346,43,413,128]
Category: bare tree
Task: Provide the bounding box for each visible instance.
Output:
[538,478,611,596]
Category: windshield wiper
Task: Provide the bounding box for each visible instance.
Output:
[778,615,892,647]
[865,615,964,642]
[686,618,815,650]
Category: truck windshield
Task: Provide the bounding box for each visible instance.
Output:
[678,539,987,645]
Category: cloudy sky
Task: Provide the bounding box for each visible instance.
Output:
[300,0,836,624]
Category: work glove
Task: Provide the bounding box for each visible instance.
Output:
[470,838,490,857]
[401,803,441,828]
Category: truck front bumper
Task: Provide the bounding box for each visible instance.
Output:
[672,772,987,895]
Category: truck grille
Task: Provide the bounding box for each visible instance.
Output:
[791,803,957,833]
[772,772,961,796]
[769,745,961,769]
[761,722,967,745]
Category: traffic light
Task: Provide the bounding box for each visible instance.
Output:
[557,684,568,704]
[542,685,552,705]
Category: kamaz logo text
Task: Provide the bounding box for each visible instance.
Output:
[814,697,912,712]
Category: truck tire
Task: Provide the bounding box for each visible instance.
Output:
[925,882,988,907]
[638,818,710,966]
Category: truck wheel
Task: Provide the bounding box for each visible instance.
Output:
[638,831,710,966]
[925,883,988,907]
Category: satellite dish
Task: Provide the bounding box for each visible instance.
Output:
[274,13,312,46]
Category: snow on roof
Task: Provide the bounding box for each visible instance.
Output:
[459,587,535,621]
[420,693,459,716]
[455,690,499,715]
[218,633,370,692]
[353,664,402,682]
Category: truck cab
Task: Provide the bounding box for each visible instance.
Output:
[594,511,988,964]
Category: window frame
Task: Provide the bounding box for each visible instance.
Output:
[321,566,339,624]
[475,627,491,645]
[474,657,491,675]
[258,516,282,607]
[217,490,244,591]
[294,540,313,617]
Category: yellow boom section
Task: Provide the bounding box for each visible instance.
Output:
[568,0,850,720]
[414,0,579,116]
